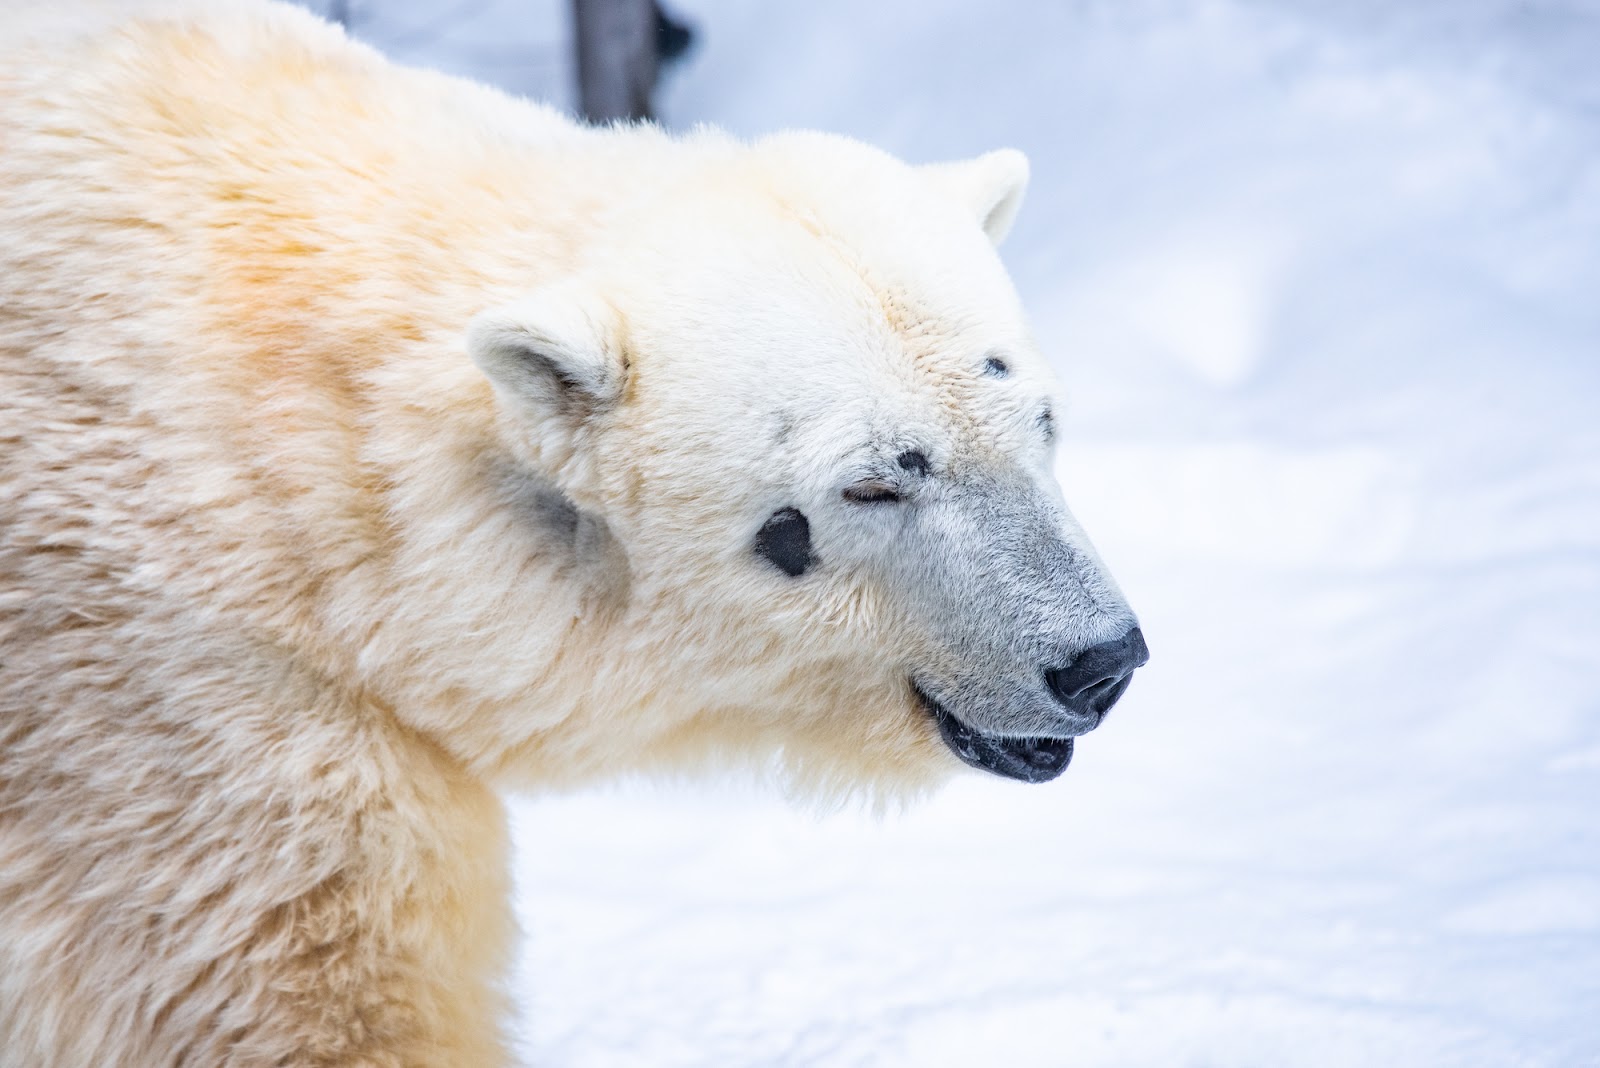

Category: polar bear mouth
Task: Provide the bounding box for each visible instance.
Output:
[913,685,1074,783]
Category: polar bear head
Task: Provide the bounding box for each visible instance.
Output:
[461,132,1145,797]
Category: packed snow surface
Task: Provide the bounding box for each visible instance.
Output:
[317,1,1600,1063]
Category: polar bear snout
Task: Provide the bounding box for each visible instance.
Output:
[1044,626,1149,730]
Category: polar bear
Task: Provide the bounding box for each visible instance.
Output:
[0,2,1147,1065]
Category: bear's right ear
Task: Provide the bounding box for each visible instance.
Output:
[467,285,626,420]
[921,149,1030,246]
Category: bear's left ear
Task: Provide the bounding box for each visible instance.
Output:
[921,148,1030,245]
[467,283,627,421]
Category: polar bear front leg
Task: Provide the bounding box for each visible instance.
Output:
[190,843,517,1068]
[151,726,520,1068]
[0,656,518,1068]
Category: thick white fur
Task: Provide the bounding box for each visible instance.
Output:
[0,2,1117,1064]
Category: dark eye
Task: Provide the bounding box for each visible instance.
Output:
[896,449,929,476]
[755,508,813,577]
[843,481,901,504]
[983,355,1010,378]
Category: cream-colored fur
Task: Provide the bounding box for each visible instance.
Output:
[0,2,1125,1064]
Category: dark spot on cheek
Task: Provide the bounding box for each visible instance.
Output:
[771,409,797,447]
[755,508,813,577]
[1038,404,1055,441]
[896,449,929,476]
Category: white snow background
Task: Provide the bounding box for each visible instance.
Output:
[303,2,1600,1064]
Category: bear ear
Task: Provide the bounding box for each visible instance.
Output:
[467,285,626,419]
[921,148,1030,245]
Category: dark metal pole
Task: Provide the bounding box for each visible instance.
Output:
[571,0,658,123]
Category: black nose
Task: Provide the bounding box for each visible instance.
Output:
[1045,627,1149,724]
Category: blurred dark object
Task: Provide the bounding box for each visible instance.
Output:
[572,0,695,123]
[654,3,693,64]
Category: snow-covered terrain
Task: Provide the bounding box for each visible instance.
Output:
[312,1,1600,1063]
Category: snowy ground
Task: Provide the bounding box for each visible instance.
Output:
[314,1,1600,1063]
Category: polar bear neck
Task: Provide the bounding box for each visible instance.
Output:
[0,6,699,780]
